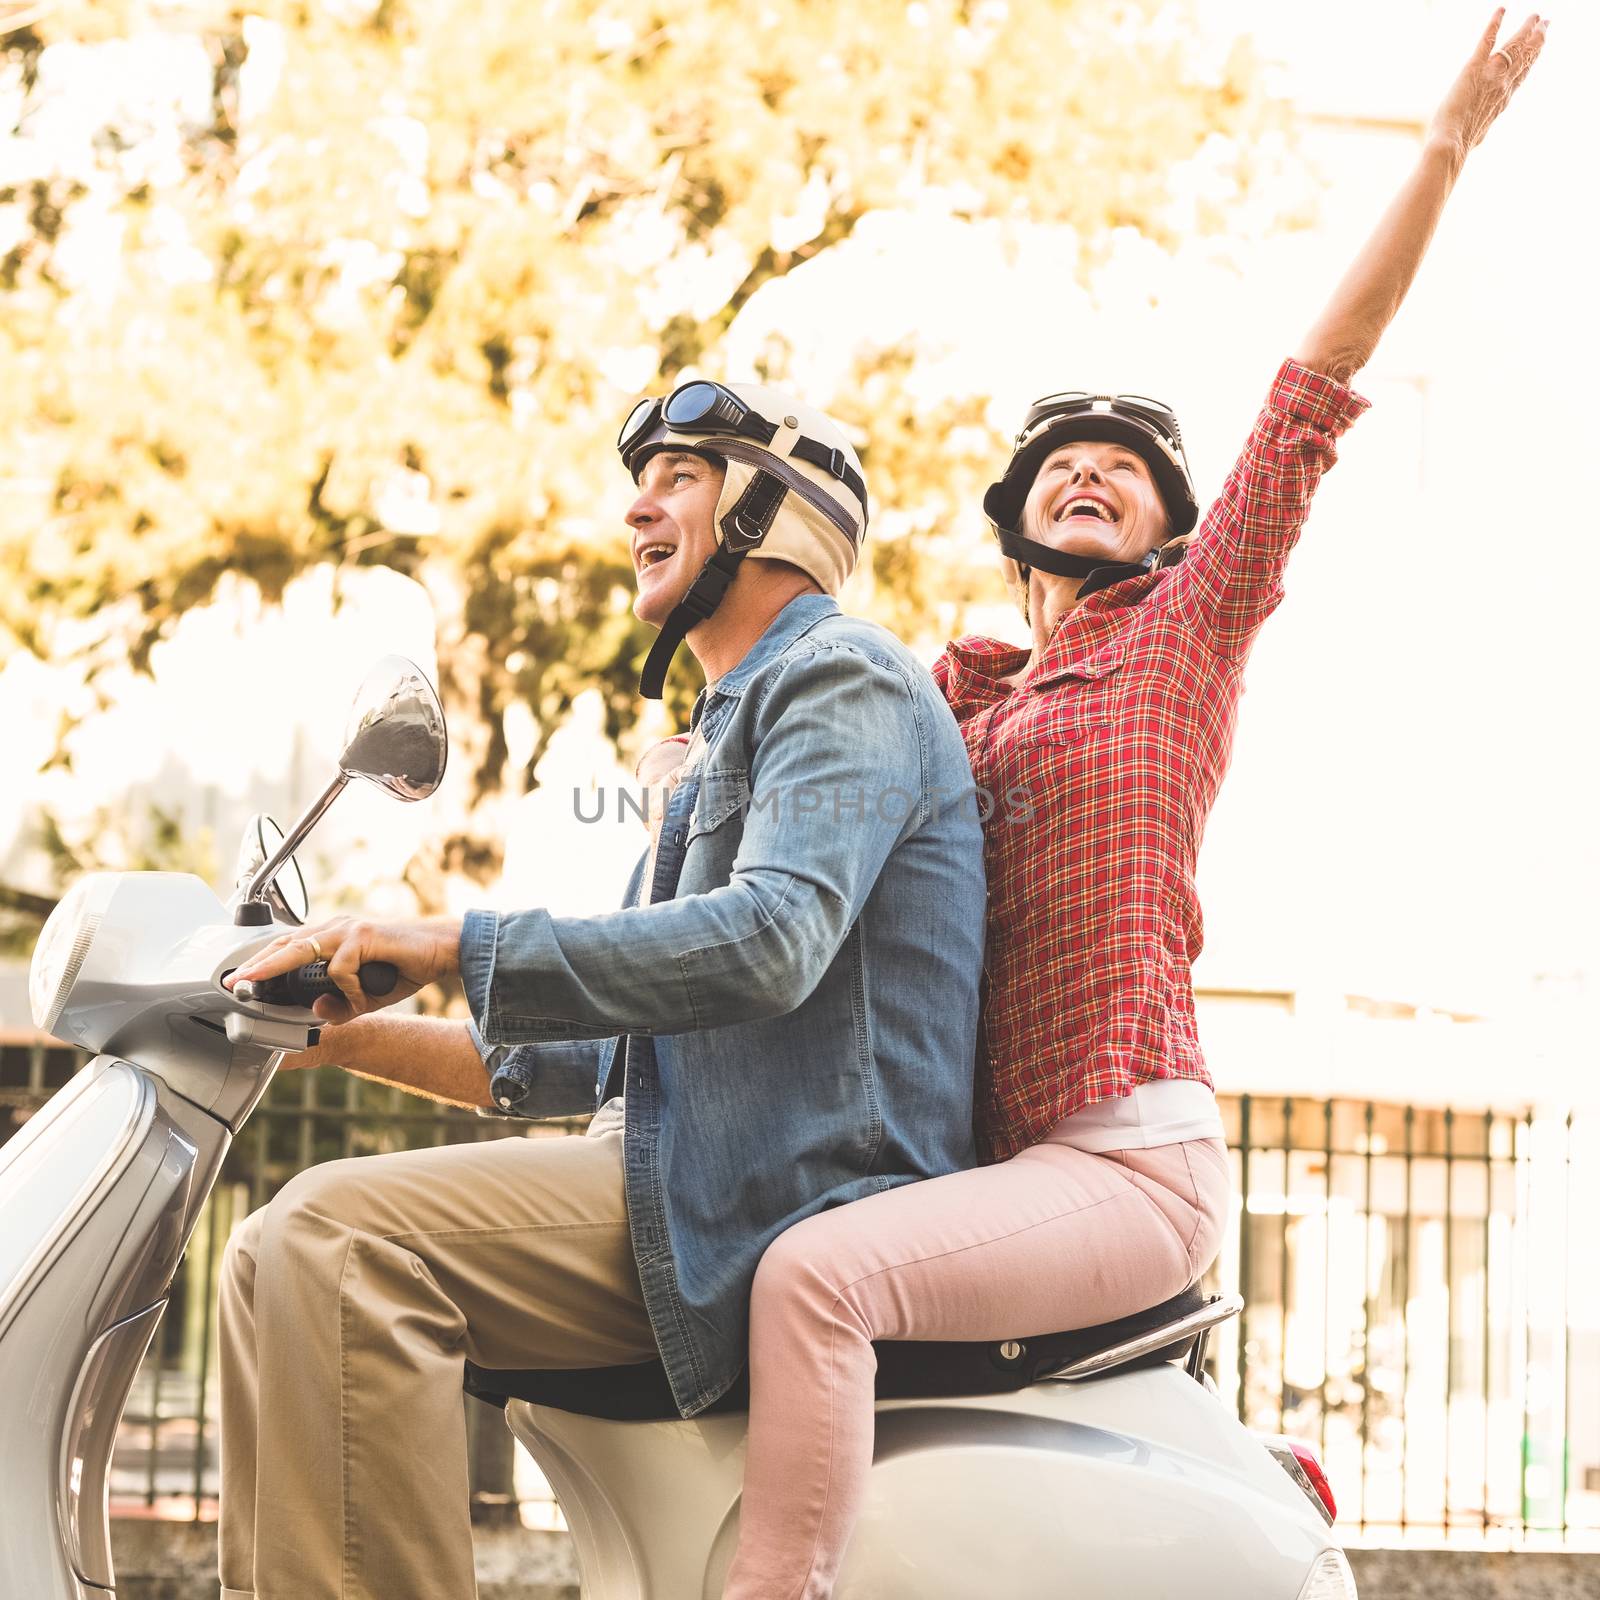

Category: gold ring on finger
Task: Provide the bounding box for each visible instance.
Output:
[307,936,325,962]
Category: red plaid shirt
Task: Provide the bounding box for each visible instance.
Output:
[937,360,1369,1162]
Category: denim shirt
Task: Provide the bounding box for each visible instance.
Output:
[460,594,985,1416]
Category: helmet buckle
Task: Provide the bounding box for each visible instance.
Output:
[679,585,723,623]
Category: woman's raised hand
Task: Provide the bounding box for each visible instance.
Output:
[1293,9,1549,388]
[1428,10,1547,165]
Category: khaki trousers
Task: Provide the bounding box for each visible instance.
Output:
[217,1128,657,1600]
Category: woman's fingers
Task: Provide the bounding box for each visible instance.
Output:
[1504,16,1548,86]
[1492,13,1544,74]
[1474,7,1508,61]
[636,734,692,785]
[1431,10,1547,157]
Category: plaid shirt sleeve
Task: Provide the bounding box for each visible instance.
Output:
[1165,358,1370,659]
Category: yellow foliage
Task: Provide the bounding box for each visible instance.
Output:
[1,0,1287,862]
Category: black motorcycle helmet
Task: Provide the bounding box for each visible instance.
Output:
[983,391,1198,599]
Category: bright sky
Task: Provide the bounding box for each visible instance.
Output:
[2,2,1595,1061]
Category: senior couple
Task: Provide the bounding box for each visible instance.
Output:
[222,17,1545,1599]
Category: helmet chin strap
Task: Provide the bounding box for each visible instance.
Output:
[637,470,788,699]
[995,527,1157,600]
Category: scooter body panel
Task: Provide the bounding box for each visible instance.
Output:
[0,1058,230,1598]
[0,1058,154,1339]
[34,871,301,1126]
[508,1366,1341,1600]
[822,1386,1328,1600]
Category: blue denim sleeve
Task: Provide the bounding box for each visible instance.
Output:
[463,1014,610,1118]
[464,645,927,1045]
[459,850,648,1101]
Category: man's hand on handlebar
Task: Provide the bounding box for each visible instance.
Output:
[225,915,464,1025]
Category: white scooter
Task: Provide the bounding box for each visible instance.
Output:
[1,657,1356,1600]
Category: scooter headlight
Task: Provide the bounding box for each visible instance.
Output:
[28,875,111,1039]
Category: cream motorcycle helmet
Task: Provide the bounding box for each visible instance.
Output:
[618,381,869,697]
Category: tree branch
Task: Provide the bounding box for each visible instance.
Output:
[0,883,58,920]
[661,203,865,380]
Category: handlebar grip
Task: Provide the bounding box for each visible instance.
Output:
[359,961,399,997]
[246,960,399,1008]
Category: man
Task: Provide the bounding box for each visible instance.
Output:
[219,382,985,1600]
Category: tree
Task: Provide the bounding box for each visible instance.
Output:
[1,0,1287,913]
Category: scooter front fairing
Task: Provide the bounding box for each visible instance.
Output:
[0,1056,232,1598]
[3,657,448,1599]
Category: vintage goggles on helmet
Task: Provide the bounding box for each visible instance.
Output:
[619,379,867,507]
[1013,390,1187,467]
[618,381,778,474]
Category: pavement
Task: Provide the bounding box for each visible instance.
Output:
[108,1518,1600,1598]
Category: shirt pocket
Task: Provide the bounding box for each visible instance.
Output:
[679,766,751,907]
[1035,643,1126,742]
[685,766,750,846]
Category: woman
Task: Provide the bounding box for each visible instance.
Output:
[723,12,1548,1598]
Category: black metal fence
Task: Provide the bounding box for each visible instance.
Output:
[2,1039,1594,1544]
[1211,1095,1595,1544]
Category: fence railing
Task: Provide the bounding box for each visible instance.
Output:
[2,1041,1593,1544]
[1209,1095,1593,1544]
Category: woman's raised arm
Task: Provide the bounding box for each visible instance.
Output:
[1294,8,1547,384]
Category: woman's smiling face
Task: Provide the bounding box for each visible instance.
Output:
[1020,437,1170,567]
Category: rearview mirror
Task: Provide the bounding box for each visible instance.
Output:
[234,656,448,925]
[339,655,448,802]
[231,815,309,926]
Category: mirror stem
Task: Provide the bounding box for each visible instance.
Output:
[244,772,349,907]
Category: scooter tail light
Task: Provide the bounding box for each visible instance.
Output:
[1295,1549,1358,1600]
[1260,1433,1337,1526]
[1288,1439,1337,1523]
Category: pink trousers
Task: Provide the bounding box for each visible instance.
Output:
[722,1130,1232,1600]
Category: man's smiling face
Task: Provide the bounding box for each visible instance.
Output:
[1020,437,1169,567]
[627,450,727,627]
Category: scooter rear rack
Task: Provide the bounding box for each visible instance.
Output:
[1044,1291,1243,1383]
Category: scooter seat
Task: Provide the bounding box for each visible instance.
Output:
[464,1281,1213,1421]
